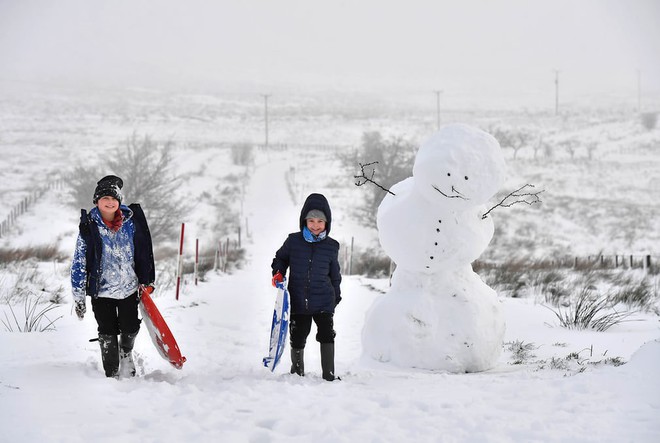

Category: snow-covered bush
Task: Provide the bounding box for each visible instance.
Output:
[344,245,391,277]
[505,340,538,365]
[607,273,658,313]
[0,245,66,262]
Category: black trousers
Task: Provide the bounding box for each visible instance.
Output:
[289,313,335,349]
[91,292,140,335]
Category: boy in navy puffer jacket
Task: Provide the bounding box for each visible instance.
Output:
[271,193,342,381]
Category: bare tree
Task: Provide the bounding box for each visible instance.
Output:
[532,134,544,160]
[559,139,578,159]
[68,133,189,242]
[640,112,658,130]
[586,141,598,161]
[543,139,555,159]
[490,126,532,160]
[342,132,416,228]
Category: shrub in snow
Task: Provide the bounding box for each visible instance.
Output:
[1,295,62,332]
[640,112,657,130]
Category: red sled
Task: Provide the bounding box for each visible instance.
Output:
[139,286,186,369]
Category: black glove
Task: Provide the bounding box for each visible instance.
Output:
[75,300,86,320]
[335,296,342,306]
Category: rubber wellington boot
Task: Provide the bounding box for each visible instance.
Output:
[119,332,138,377]
[320,343,338,381]
[290,348,304,376]
[98,334,119,378]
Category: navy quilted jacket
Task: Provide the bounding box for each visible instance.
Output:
[271,193,342,314]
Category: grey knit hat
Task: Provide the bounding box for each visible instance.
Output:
[305,209,327,222]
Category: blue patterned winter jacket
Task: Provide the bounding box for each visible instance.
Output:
[71,204,154,301]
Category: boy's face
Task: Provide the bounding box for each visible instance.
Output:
[306,218,326,236]
[97,196,119,219]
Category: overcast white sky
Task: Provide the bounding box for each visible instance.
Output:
[1,0,659,102]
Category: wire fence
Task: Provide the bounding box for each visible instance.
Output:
[0,178,67,239]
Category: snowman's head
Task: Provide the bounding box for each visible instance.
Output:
[412,124,505,209]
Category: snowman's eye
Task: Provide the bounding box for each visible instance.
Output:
[447,173,451,177]
[464,176,469,180]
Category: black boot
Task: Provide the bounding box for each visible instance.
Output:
[320,343,338,381]
[98,334,119,378]
[290,348,304,376]
[119,332,138,377]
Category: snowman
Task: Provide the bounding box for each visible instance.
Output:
[362,123,506,373]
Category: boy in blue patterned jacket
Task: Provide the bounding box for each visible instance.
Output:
[71,175,155,378]
[271,193,342,381]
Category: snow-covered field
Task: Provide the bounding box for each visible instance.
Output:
[1,87,660,442]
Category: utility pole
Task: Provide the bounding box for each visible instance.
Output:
[261,94,271,148]
[434,90,443,130]
[554,70,559,116]
[637,69,642,112]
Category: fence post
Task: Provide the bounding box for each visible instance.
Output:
[194,238,199,286]
[224,237,230,273]
[175,223,185,301]
[214,240,220,272]
[388,259,395,286]
[630,255,633,268]
[349,237,354,275]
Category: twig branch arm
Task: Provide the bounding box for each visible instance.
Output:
[482,184,544,219]
[354,162,396,196]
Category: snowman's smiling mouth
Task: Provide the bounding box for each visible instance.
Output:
[432,185,468,200]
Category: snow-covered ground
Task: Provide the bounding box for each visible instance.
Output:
[1,145,659,442]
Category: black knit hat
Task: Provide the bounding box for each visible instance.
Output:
[93,175,124,204]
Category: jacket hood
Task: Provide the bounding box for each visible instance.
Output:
[299,193,332,234]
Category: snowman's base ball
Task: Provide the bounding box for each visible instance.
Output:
[361,267,505,373]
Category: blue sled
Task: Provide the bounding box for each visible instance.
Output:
[263,280,290,372]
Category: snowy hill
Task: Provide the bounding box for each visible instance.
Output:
[2,138,660,441]
[0,88,660,442]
